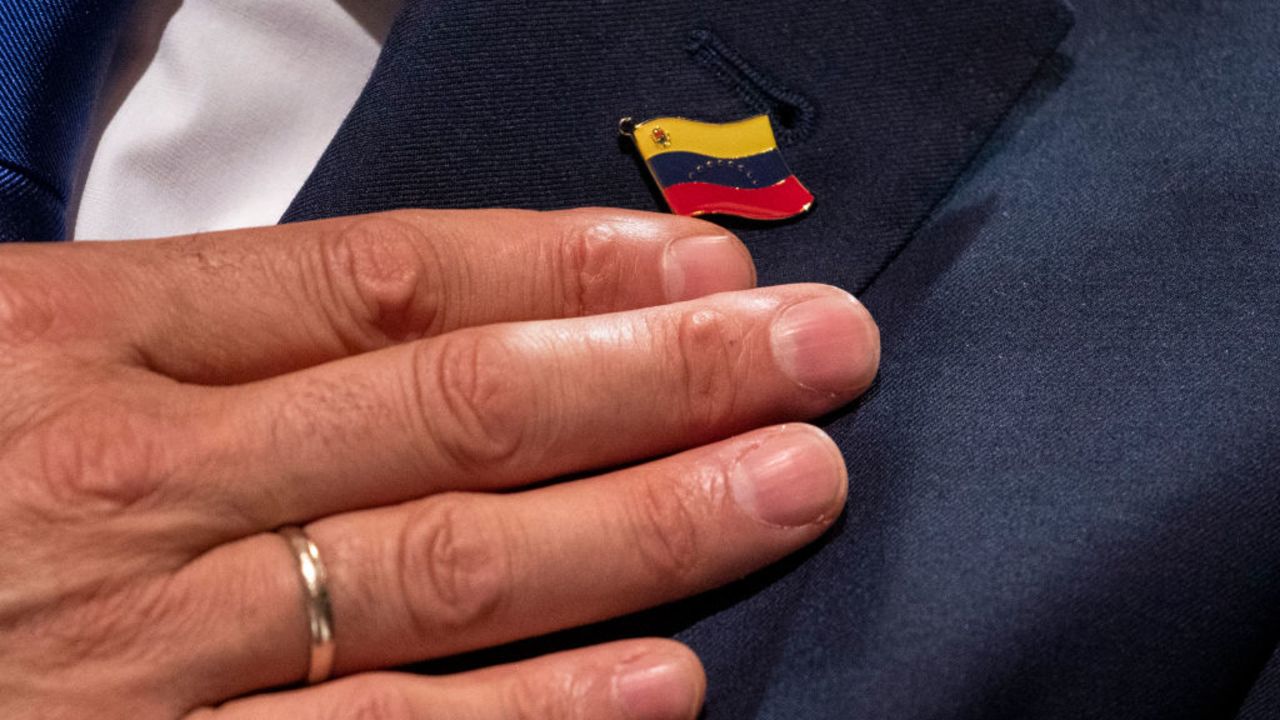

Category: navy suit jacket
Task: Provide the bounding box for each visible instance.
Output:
[284,1,1280,717]
[285,2,1280,712]
[2,0,1274,717]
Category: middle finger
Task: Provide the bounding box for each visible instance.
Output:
[189,283,877,532]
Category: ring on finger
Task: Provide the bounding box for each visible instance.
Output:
[278,525,336,684]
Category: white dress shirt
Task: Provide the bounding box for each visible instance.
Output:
[73,0,401,241]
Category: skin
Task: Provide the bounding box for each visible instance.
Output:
[0,208,879,719]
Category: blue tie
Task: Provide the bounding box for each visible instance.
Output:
[0,0,132,241]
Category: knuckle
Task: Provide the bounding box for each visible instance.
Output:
[0,264,57,346]
[19,401,176,515]
[626,470,710,580]
[329,679,416,720]
[394,496,512,635]
[556,219,627,316]
[325,212,444,347]
[669,308,745,430]
[417,331,531,469]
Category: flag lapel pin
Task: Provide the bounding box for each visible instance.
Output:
[619,114,813,221]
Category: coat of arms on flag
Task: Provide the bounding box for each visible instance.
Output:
[621,114,813,221]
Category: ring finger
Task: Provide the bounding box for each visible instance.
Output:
[178,423,846,702]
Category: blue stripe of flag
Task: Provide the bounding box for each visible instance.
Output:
[646,149,793,190]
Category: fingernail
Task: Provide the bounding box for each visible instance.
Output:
[732,428,846,527]
[663,235,755,302]
[770,293,875,394]
[615,656,699,720]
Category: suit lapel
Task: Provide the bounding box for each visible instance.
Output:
[285,0,1071,292]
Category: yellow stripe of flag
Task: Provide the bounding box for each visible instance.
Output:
[631,115,778,161]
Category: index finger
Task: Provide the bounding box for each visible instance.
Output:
[5,208,754,383]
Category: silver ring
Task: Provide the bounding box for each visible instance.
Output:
[278,525,336,684]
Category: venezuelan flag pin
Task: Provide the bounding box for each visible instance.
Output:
[620,115,813,221]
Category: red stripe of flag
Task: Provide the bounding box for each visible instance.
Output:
[662,176,814,220]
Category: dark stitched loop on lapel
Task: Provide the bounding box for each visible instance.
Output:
[686,28,818,146]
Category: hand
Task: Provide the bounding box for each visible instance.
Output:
[0,209,879,719]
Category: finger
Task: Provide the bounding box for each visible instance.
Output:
[46,208,754,383]
[191,284,877,530]
[184,424,843,695]
[193,639,704,720]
